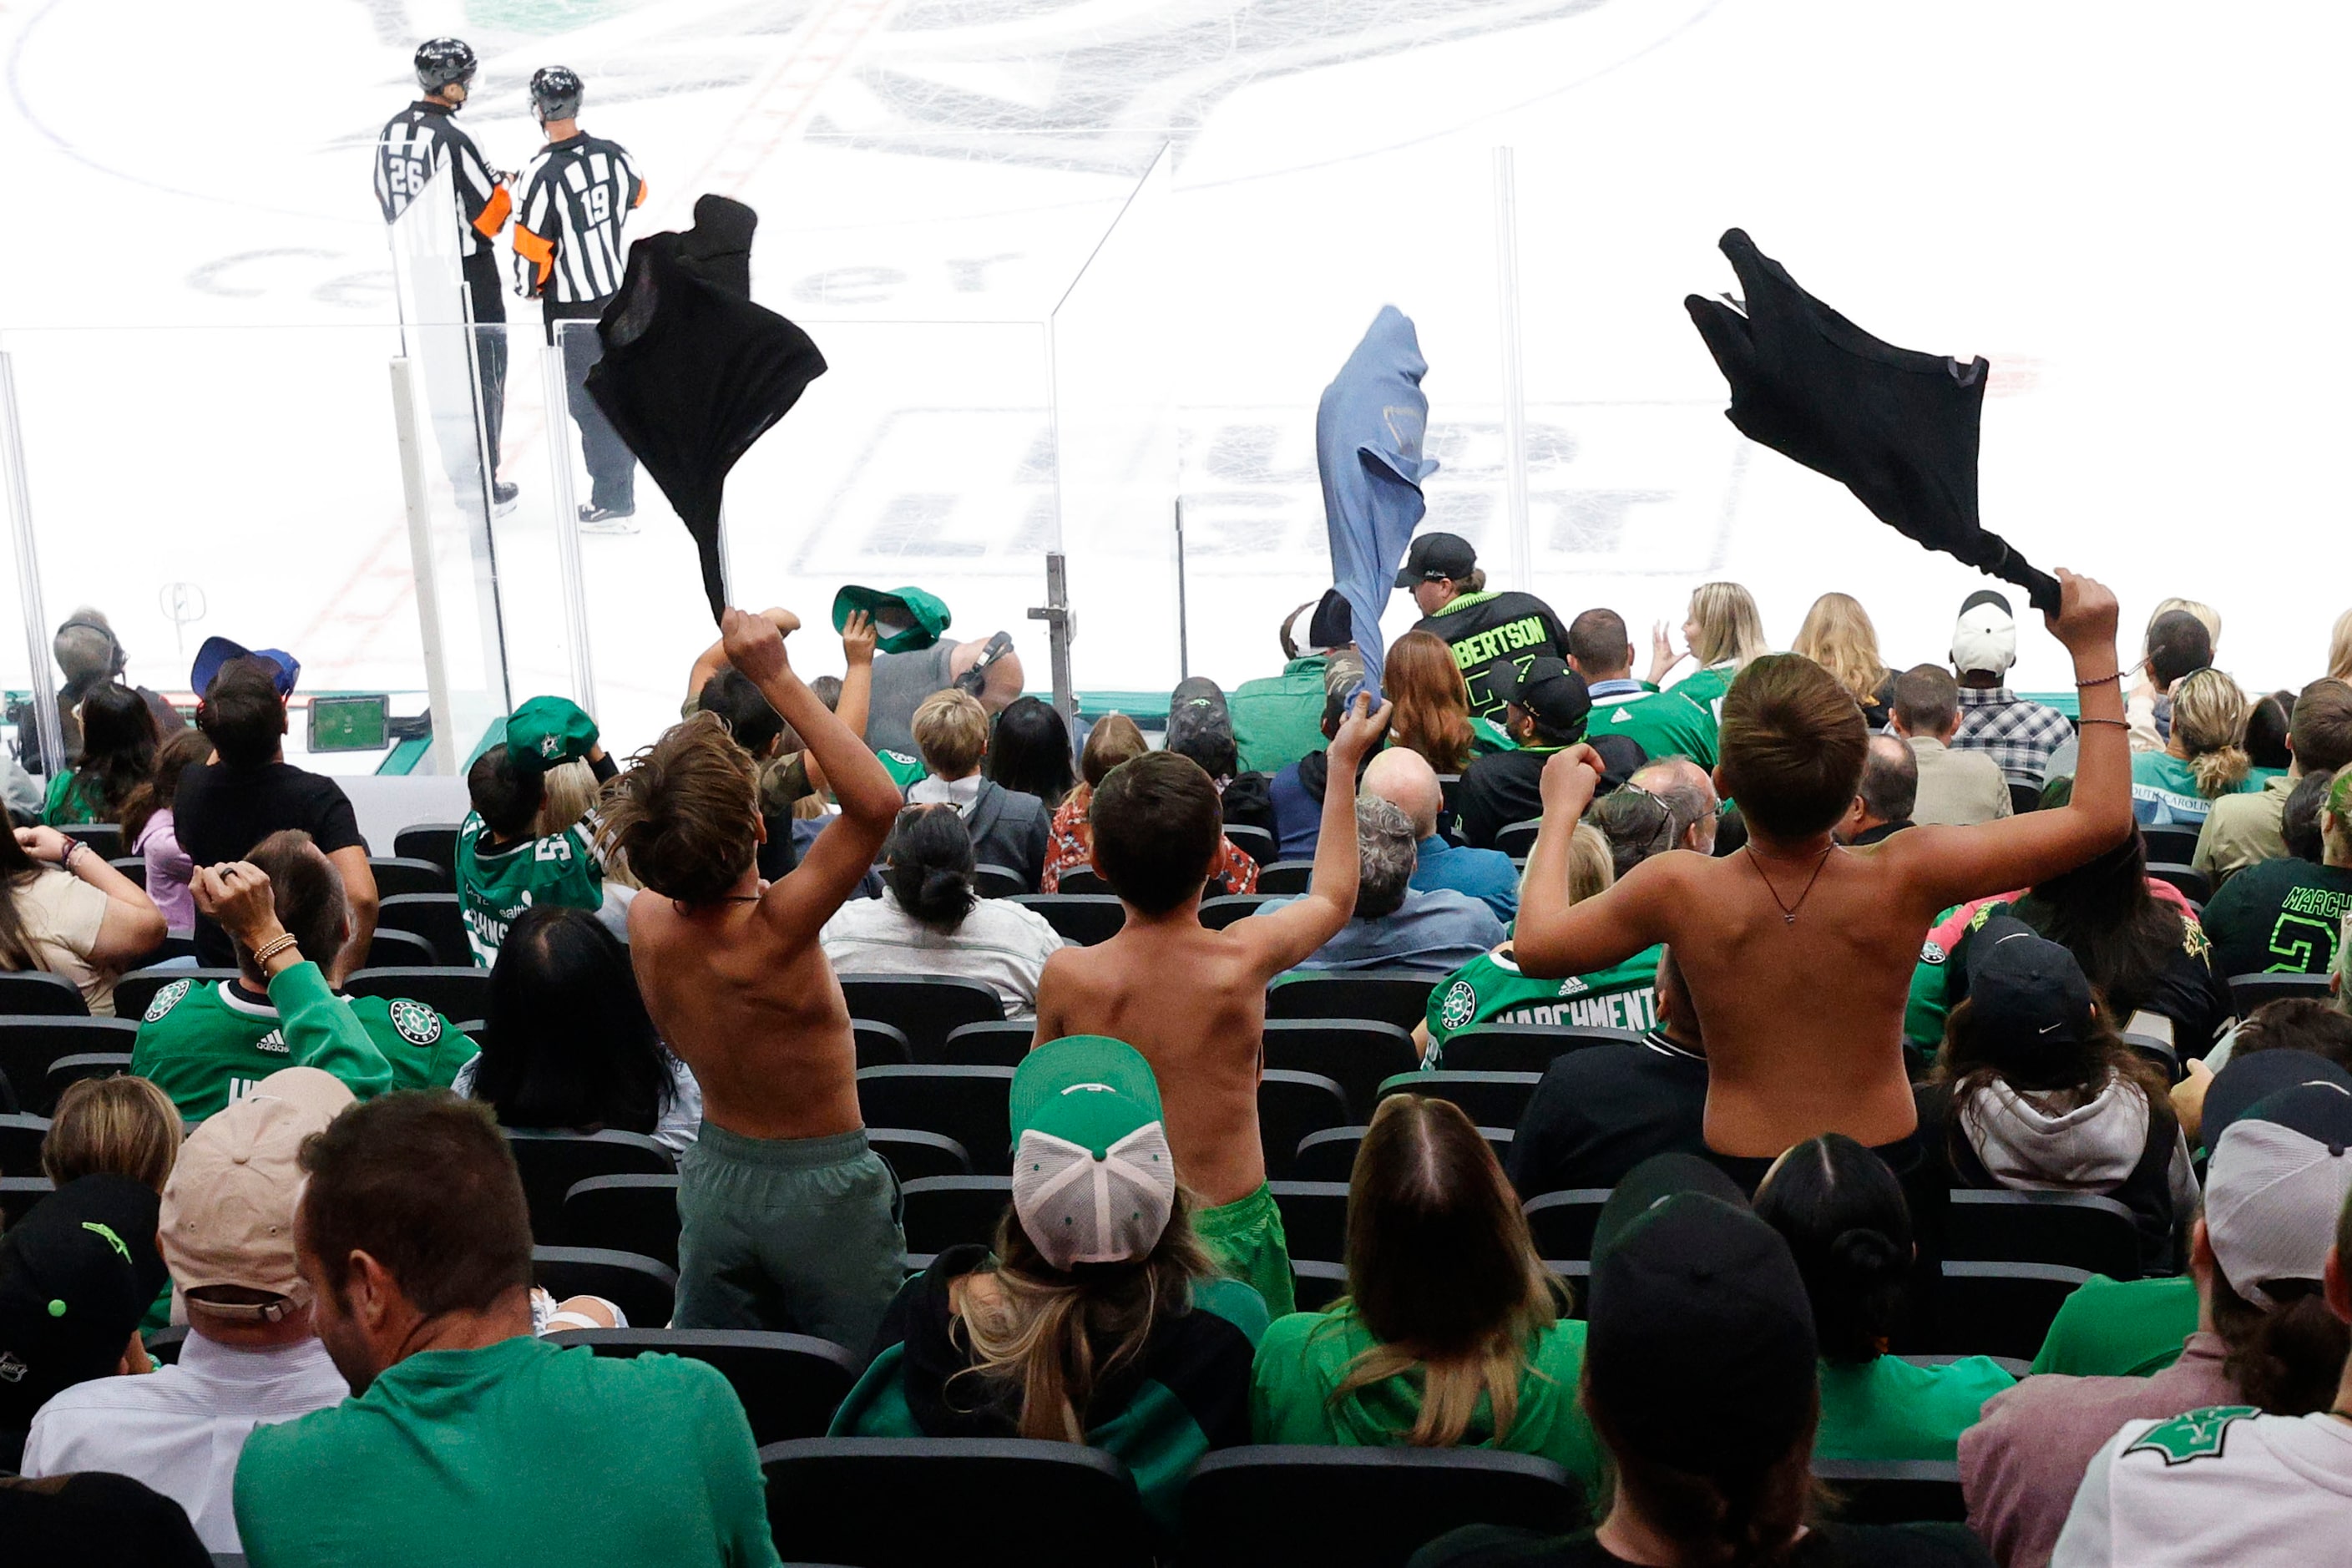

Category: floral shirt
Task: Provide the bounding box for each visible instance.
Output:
[1041,787,1261,896]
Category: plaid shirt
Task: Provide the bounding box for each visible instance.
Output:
[1951,685,2073,785]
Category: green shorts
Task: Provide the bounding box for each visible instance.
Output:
[1194,1182,1294,1318]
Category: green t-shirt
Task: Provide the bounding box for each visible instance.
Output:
[1249,1308,1605,1501]
[456,812,604,969]
[131,969,472,1120]
[1233,656,1331,775]
[1586,687,1720,768]
[1814,1353,2015,1462]
[877,750,928,792]
[235,1335,781,1568]
[40,768,102,827]
[2029,1272,2201,1378]
[1424,946,1665,1065]
[2131,751,2259,827]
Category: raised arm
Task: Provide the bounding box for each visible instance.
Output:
[18,827,166,969]
[1881,569,2134,908]
[835,610,877,744]
[685,606,799,701]
[1510,746,1675,978]
[1230,694,1391,975]
[719,609,899,943]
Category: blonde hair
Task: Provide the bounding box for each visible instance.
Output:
[1790,593,1888,708]
[912,690,989,780]
[1080,713,1147,789]
[2150,597,2222,655]
[534,759,599,837]
[1687,582,1769,670]
[2329,609,2352,684]
[1520,822,1614,910]
[42,1075,181,1191]
[2172,667,2252,799]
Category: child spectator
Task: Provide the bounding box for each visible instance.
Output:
[908,688,1050,891]
[456,695,615,969]
[40,1074,180,1191]
[122,729,215,931]
[1043,715,1256,897]
[985,695,1077,811]
[43,683,159,827]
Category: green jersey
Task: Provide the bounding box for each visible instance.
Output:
[877,750,928,792]
[1586,685,1720,767]
[1424,945,1664,1065]
[2030,1273,2200,1378]
[1665,662,1738,724]
[130,964,471,1120]
[456,812,604,969]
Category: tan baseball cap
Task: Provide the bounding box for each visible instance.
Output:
[159,1067,355,1318]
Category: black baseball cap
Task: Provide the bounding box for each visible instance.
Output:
[1395,533,1478,587]
[1965,915,2095,1046]
[1307,589,1353,652]
[0,1175,169,1431]
[1493,656,1591,740]
[1586,1154,1818,1473]
[2203,1049,2352,1151]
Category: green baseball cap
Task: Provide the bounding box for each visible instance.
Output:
[1010,1036,1175,1270]
[505,695,599,766]
[833,585,952,655]
[1011,1035,1163,1156]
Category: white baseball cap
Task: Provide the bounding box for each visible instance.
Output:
[2206,1080,2352,1310]
[1951,592,2018,677]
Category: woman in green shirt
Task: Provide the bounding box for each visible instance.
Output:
[1648,580,1768,721]
[1249,1094,1605,1499]
[2130,666,2258,827]
[42,683,159,827]
[1753,1135,2013,1461]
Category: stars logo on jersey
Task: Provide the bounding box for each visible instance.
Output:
[1920,940,1946,966]
[1439,981,1479,1032]
[2182,918,2213,963]
[389,999,443,1047]
[2123,1405,2259,1466]
[143,979,192,1024]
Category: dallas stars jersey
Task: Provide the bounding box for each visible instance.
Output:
[1587,686,1721,768]
[1411,591,1571,723]
[456,814,604,969]
[1424,944,1665,1065]
[375,101,511,259]
[2057,1405,2352,1565]
[878,750,928,792]
[130,967,473,1120]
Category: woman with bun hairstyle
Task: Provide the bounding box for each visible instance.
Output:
[819,802,1068,1019]
[2129,665,2257,827]
[1753,1135,2014,1461]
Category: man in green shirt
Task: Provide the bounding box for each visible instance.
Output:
[1422,943,1665,1066]
[457,695,616,969]
[1233,594,1348,774]
[134,832,472,1119]
[234,1091,780,1568]
[1562,607,1720,767]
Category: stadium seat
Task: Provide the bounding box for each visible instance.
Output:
[1180,1446,1588,1568]
[0,1175,50,1227]
[1009,893,1127,946]
[1937,1260,2094,1361]
[1292,1125,1365,1182]
[560,1174,680,1265]
[0,972,89,1018]
[2229,972,2335,1013]
[899,1176,1014,1255]
[1943,1188,2142,1281]
[375,893,472,968]
[59,824,123,861]
[546,1328,862,1447]
[2145,862,2209,905]
[1522,1189,1611,1267]
[838,978,1005,1057]
[107,856,146,889]
[505,1129,675,1243]
[1292,1258,1348,1312]
[852,1019,913,1069]
[856,1065,1014,1176]
[367,855,454,898]
[932,1019,1031,1068]
[1267,1181,1349,1264]
[1812,1459,1966,1525]
[0,1116,49,1180]
[1494,821,1542,859]
[1256,861,1317,894]
[112,969,236,1024]
[762,1437,1152,1568]
[532,1245,676,1329]
[2008,781,2041,817]
[0,1019,138,1116]
[343,966,488,1023]
[2121,1029,2178,1082]
[45,1053,131,1106]
[1438,1024,1638,1075]
[974,863,1027,898]
[1262,1019,1419,1120]
[393,822,462,877]
[868,1128,974,1181]
[2141,824,2202,866]
[139,931,199,966]
[1260,1070,1350,1180]
[1378,1070,1542,1130]
[1056,867,1110,894]
[1199,893,1279,930]
[365,928,438,969]
[1224,824,1277,867]
[1267,972,1436,1033]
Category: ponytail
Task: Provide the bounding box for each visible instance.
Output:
[2189,744,2252,800]
[2212,1274,2350,1415]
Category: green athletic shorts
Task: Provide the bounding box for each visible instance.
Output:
[1194,1182,1294,1318]
[675,1123,906,1352]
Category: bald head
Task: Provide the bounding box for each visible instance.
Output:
[1630,758,1719,854]
[1363,747,1444,841]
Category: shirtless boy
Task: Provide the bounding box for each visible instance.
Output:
[1513,569,2132,1178]
[1031,693,1391,1314]
[603,607,905,1347]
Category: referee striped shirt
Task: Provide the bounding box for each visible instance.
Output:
[512,134,647,308]
[374,102,509,257]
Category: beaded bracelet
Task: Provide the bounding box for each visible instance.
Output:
[250,933,301,967]
[2075,670,2123,689]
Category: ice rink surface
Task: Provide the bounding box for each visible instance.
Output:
[2,0,2347,756]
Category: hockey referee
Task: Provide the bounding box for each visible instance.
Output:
[511,67,646,532]
[375,38,518,509]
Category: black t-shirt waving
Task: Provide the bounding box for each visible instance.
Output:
[1412,1521,1994,1568]
[1413,590,1571,723]
[173,760,367,965]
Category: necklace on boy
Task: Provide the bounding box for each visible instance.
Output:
[1744,843,1837,925]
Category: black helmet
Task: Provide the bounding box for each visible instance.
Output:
[414,38,478,94]
[529,66,584,122]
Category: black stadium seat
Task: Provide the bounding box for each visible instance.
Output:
[1267,1181,1349,1265]
[532,1245,676,1328]
[1292,1125,1367,1182]
[1937,1260,2094,1361]
[762,1437,1152,1568]
[1180,1446,1588,1568]
[898,1176,1014,1255]
[2229,972,2335,1013]
[375,893,472,968]
[365,928,439,969]
[0,1115,49,1178]
[1378,1070,1542,1130]
[867,1127,974,1181]
[113,969,238,1024]
[1439,1024,1636,1075]
[1009,893,1127,946]
[342,966,488,1024]
[1259,1070,1350,1180]
[506,1129,675,1243]
[1224,824,1277,867]
[1943,1188,2141,1282]
[0,1018,138,1116]
[2008,781,2041,817]
[974,864,1027,899]
[838,978,1004,1057]
[0,1175,52,1226]
[856,1065,1014,1176]
[1522,1189,1611,1267]
[1494,821,1542,859]
[1255,861,1317,895]
[2140,824,2202,867]
[0,973,89,1018]
[1812,1459,1966,1525]
[1292,1258,1348,1312]
[560,1174,681,1265]
[2144,862,2209,905]
[393,822,462,877]
[59,824,124,861]
[1267,972,1436,1033]
[852,1019,913,1068]
[932,1020,1030,1068]
[1262,1019,1418,1120]
[108,856,146,889]
[367,855,454,898]
[45,1053,132,1107]
[547,1328,861,1447]
[1199,894,1279,930]
[1056,867,1110,894]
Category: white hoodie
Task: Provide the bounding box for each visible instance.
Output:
[1959,1071,2200,1217]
